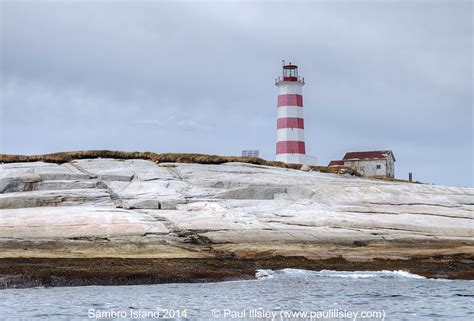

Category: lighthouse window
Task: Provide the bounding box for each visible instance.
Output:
[376,165,381,169]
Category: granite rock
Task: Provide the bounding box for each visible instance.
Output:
[0,159,472,264]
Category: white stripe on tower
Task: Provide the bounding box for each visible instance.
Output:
[277,128,305,141]
[277,106,304,119]
[275,62,307,165]
[277,82,303,95]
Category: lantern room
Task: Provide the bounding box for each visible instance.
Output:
[283,63,298,81]
[275,61,305,85]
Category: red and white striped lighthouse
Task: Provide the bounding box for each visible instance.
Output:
[275,61,306,164]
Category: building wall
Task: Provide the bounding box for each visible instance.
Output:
[344,158,394,177]
[386,155,395,178]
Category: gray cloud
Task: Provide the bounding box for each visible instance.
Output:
[1,1,472,186]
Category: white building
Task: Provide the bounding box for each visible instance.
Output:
[329,150,395,178]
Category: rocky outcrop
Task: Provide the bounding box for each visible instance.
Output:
[0,159,473,286]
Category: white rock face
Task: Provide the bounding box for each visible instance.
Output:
[0,206,168,239]
[0,159,472,259]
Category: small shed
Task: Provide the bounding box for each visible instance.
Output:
[342,150,395,178]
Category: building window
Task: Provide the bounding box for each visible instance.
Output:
[376,165,381,169]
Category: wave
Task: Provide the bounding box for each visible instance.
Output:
[256,269,426,280]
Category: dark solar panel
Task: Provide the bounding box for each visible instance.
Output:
[241,150,260,157]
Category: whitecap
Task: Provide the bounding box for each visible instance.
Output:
[255,269,275,280]
[255,268,426,279]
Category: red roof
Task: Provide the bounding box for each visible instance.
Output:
[283,64,298,70]
[328,160,344,167]
[343,150,395,161]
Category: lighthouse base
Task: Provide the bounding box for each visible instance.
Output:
[276,153,306,165]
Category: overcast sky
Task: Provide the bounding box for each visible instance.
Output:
[1,1,472,187]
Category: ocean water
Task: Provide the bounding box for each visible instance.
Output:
[1,269,473,321]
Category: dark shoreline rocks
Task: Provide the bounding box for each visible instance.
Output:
[1,255,473,289]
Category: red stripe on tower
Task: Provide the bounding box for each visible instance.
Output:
[274,61,307,165]
[277,94,303,107]
[277,117,304,129]
[276,141,306,154]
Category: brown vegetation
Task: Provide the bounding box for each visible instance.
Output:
[370,176,422,184]
[1,254,472,288]
[0,150,360,176]
[310,165,360,176]
[0,150,282,166]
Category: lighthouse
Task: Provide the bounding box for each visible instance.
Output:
[275,61,306,164]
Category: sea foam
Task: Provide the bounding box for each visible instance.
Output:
[256,269,426,280]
